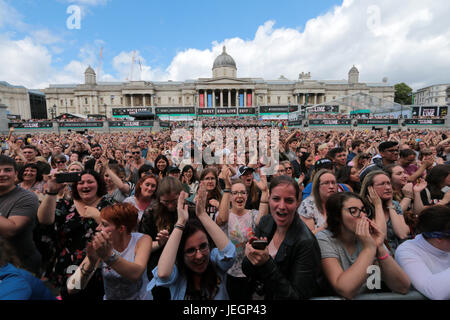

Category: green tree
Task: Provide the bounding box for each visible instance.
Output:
[394,83,413,105]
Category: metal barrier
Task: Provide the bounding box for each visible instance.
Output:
[311,290,427,300]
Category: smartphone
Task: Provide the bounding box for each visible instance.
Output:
[55,172,82,184]
[252,240,268,250]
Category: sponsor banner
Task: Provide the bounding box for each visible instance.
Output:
[238,107,257,115]
[439,106,448,117]
[308,105,339,113]
[59,121,103,128]
[112,108,152,116]
[197,108,216,116]
[108,121,154,127]
[216,108,237,115]
[421,106,438,117]
[155,107,195,115]
[309,119,352,125]
[9,122,53,128]
[259,106,289,113]
[412,107,420,117]
[288,120,303,127]
[404,119,446,125]
[159,121,170,127]
[7,114,21,120]
[357,119,399,125]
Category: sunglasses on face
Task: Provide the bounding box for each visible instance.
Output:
[55,160,66,164]
[132,151,141,155]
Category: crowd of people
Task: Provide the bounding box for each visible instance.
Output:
[0,123,449,301]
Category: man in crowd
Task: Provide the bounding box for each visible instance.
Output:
[347,140,364,163]
[327,147,348,172]
[360,141,399,181]
[0,155,41,275]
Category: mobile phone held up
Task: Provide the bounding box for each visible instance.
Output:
[251,240,268,250]
[55,172,82,184]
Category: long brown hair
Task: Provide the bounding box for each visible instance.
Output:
[154,176,183,231]
[199,168,222,203]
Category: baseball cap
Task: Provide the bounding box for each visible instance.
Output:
[238,166,255,177]
[314,158,334,170]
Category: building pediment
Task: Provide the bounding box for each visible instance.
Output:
[199,77,252,85]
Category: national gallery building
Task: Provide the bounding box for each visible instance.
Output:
[42,47,395,119]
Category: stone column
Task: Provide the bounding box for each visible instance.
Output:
[252,91,255,107]
[76,97,81,114]
[236,90,239,107]
[313,94,317,105]
[94,96,99,114]
[131,95,134,107]
[89,96,93,114]
[143,95,146,107]
[244,90,247,107]
[220,90,223,107]
[228,90,231,107]
[212,90,216,108]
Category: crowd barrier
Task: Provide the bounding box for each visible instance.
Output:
[311,290,427,300]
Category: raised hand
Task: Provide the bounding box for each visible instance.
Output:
[368,218,385,249]
[368,186,382,207]
[196,182,208,218]
[402,183,414,199]
[254,173,268,193]
[355,218,376,249]
[177,191,189,224]
[156,229,170,248]
[92,231,113,260]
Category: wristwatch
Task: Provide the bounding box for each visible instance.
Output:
[104,249,120,265]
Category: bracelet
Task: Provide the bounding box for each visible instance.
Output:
[223,189,231,193]
[80,263,95,275]
[260,201,269,204]
[377,253,389,261]
[175,224,185,231]
[45,190,59,196]
[104,249,120,265]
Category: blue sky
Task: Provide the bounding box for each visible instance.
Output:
[1,0,449,89]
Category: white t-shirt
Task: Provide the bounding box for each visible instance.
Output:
[395,234,450,300]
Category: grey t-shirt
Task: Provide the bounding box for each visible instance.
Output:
[316,229,375,296]
[0,186,40,274]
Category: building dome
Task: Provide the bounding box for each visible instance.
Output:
[213,46,236,69]
[349,65,359,74]
[85,66,96,74]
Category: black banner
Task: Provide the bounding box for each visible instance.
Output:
[112,108,152,116]
[259,106,289,113]
[9,122,53,128]
[160,121,170,128]
[421,106,438,117]
[155,107,195,114]
[309,119,352,125]
[59,121,104,128]
[357,119,399,125]
[238,107,257,115]
[412,107,420,117]
[308,105,339,113]
[197,108,216,116]
[216,108,237,115]
[289,105,299,112]
[439,106,448,117]
[7,114,21,120]
[288,120,303,127]
[108,121,154,127]
[404,119,446,125]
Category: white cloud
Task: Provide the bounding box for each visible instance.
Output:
[146,0,450,90]
[1,0,450,91]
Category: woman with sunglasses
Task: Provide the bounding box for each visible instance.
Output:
[215,166,269,300]
[146,183,236,300]
[50,154,68,172]
[317,192,410,299]
[395,205,450,300]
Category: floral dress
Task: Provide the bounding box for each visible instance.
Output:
[40,196,115,296]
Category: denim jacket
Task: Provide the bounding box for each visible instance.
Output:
[146,240,236,300]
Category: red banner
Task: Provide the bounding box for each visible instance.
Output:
[247,93,252,107]
[200,94,204,107]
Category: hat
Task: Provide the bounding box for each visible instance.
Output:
[238,166,255,177]
[314,158,334,170]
